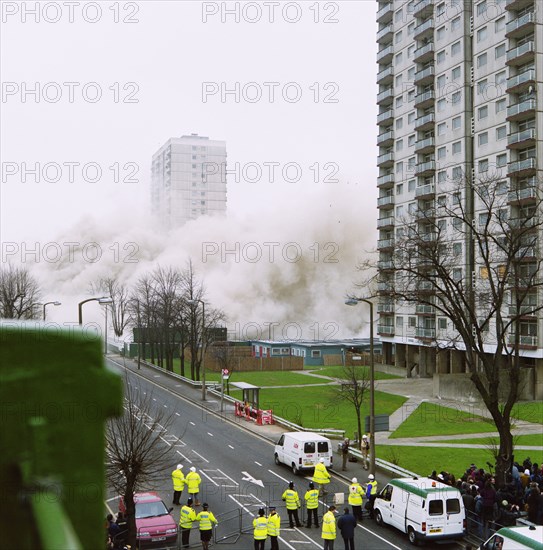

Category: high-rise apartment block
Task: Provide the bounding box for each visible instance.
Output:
[376,0,542,393]
[151,134,227,228]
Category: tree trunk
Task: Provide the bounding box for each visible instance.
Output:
[356,410,363,451]
[124,487,137,549]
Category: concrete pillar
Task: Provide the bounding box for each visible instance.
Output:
[535,359,543,400]
[395,343,406,371]
[436,349,449,374]
[383,341,394,365]
[450,350,464,374]
[419,346,428,377]
[406,345,419,377]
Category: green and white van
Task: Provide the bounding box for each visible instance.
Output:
[480,525,543,550]
[374,477,466,545]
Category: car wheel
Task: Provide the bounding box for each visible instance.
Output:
[408,527,418,545]
[292,463,299,475]
[374,510,384,526]
[274,454,280,466]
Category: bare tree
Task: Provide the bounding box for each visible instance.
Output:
[106,376,175,549]
[91,276,130,337]
[329,363,370,450]
[0,264,41,319]
[366,172,543,486]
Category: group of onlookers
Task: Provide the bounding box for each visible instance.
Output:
[429,457,543,538]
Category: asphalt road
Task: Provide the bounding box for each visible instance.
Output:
[105,357,466,550]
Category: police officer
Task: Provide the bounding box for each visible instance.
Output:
[313,458,331,496]
[305,482,319,528]
[179,497,196,549]
[253,508,268,550]
[361,435,370,470]
[321,505,337,550]
[186,466,202,506]
[172,464,185,505]
[267,506,280,550]
[282,481,302,528]
[196,502,217,550]
[348,478,363,522]
[365,474,378,519]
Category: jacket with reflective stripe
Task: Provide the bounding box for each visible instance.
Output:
[172,468,185,491]
[348,483,363,505]
[179,505,196,528]
[282,489,300,510]
[366,480,378,498]
[312,463,331,485]
[305,489,319,509]
[321,511,336,540]
[253,516,268,540]
[267,513,280,537]
[186,471,201,493]
[196,510,217,531]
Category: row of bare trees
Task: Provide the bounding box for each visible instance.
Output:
[0,264,42,319]
[93,260,226,381]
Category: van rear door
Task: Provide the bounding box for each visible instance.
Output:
[442,495,464,537]
[425,497,446,537]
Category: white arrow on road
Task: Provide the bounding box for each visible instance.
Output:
[241,471,265,488]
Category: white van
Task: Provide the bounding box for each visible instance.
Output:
[480,525,543,550]
[373,477,466,545]
[274,432,333,475]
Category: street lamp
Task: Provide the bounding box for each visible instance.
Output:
[345,297,376,476]
[188,299,206,401]
[78,296,113,354]
[41,301,61,321]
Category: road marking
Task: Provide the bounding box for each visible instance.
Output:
[254,461,262,466]
[241,471,264,488]
[228,444,234,449]
[357,524,403,549]
[105,496,120,502]
[175,412,180,416]
[207,432,214,437]
[268,469,291,484]
[175,450,192,463]
[163,404,168,408]
[190,421,195,426]
[228,493,253,514]
[293,527,323,548]
[200,470,219,486]
[154,375,160,378]
[192,450,209,463]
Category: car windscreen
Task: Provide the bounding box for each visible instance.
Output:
[317,441,329,453]
[135,500,169,519]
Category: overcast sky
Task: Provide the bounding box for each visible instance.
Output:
[1,1,379,339]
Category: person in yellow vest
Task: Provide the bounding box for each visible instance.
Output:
[282,481,302,528]
[253,507,268,550]
[321,505,337,550]
[267,506,280,550]
[313,457,331,495]
[186,466,202,506]
[172,463,185,505]
[348,477,364,522]
[196,502,217,550]
[179,497,196,549]
[365,474,378,519]
[304,481,320,528]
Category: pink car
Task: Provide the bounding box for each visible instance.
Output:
[119,492,178,549]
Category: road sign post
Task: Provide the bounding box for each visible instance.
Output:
[221,369,229,412]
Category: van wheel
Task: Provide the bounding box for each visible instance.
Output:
[274,454,280,466]
[408,527,418,546]
[291,463,299,475]
[374,510,383,526]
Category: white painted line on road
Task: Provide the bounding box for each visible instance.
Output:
[152,398,156,401]
[175,384,182,387]
[192,450,209,463]
[228,494,253,514]
[163,404,168,408]
[105,496,120,502]
[160,436,172,447]
[293,527,323,548]
[277,534,297,550]
[175,412,180,416]
[228,444,234,449]
[217,469,238,487]
[357,524,403,549]
[207,432,213,437]
[268,469,291,484]
[176,451,192,463]
[190,421,195,426]
[154,375,160,378]
[200,470,219,486]
[254,461,262,466]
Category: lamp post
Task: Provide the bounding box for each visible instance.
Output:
[42,301,61,321]
[188,299,206,401]
[78,296,113,354]
[345,297,375,476]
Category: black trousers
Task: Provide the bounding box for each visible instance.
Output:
[270,535,279,550]
[352,505,363,521]
[287,508,301,527]
[342,536,355,550]
[173,490,182,505]
[181,527,191,548]
[254,539,265,550]
[306,508,319,527]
